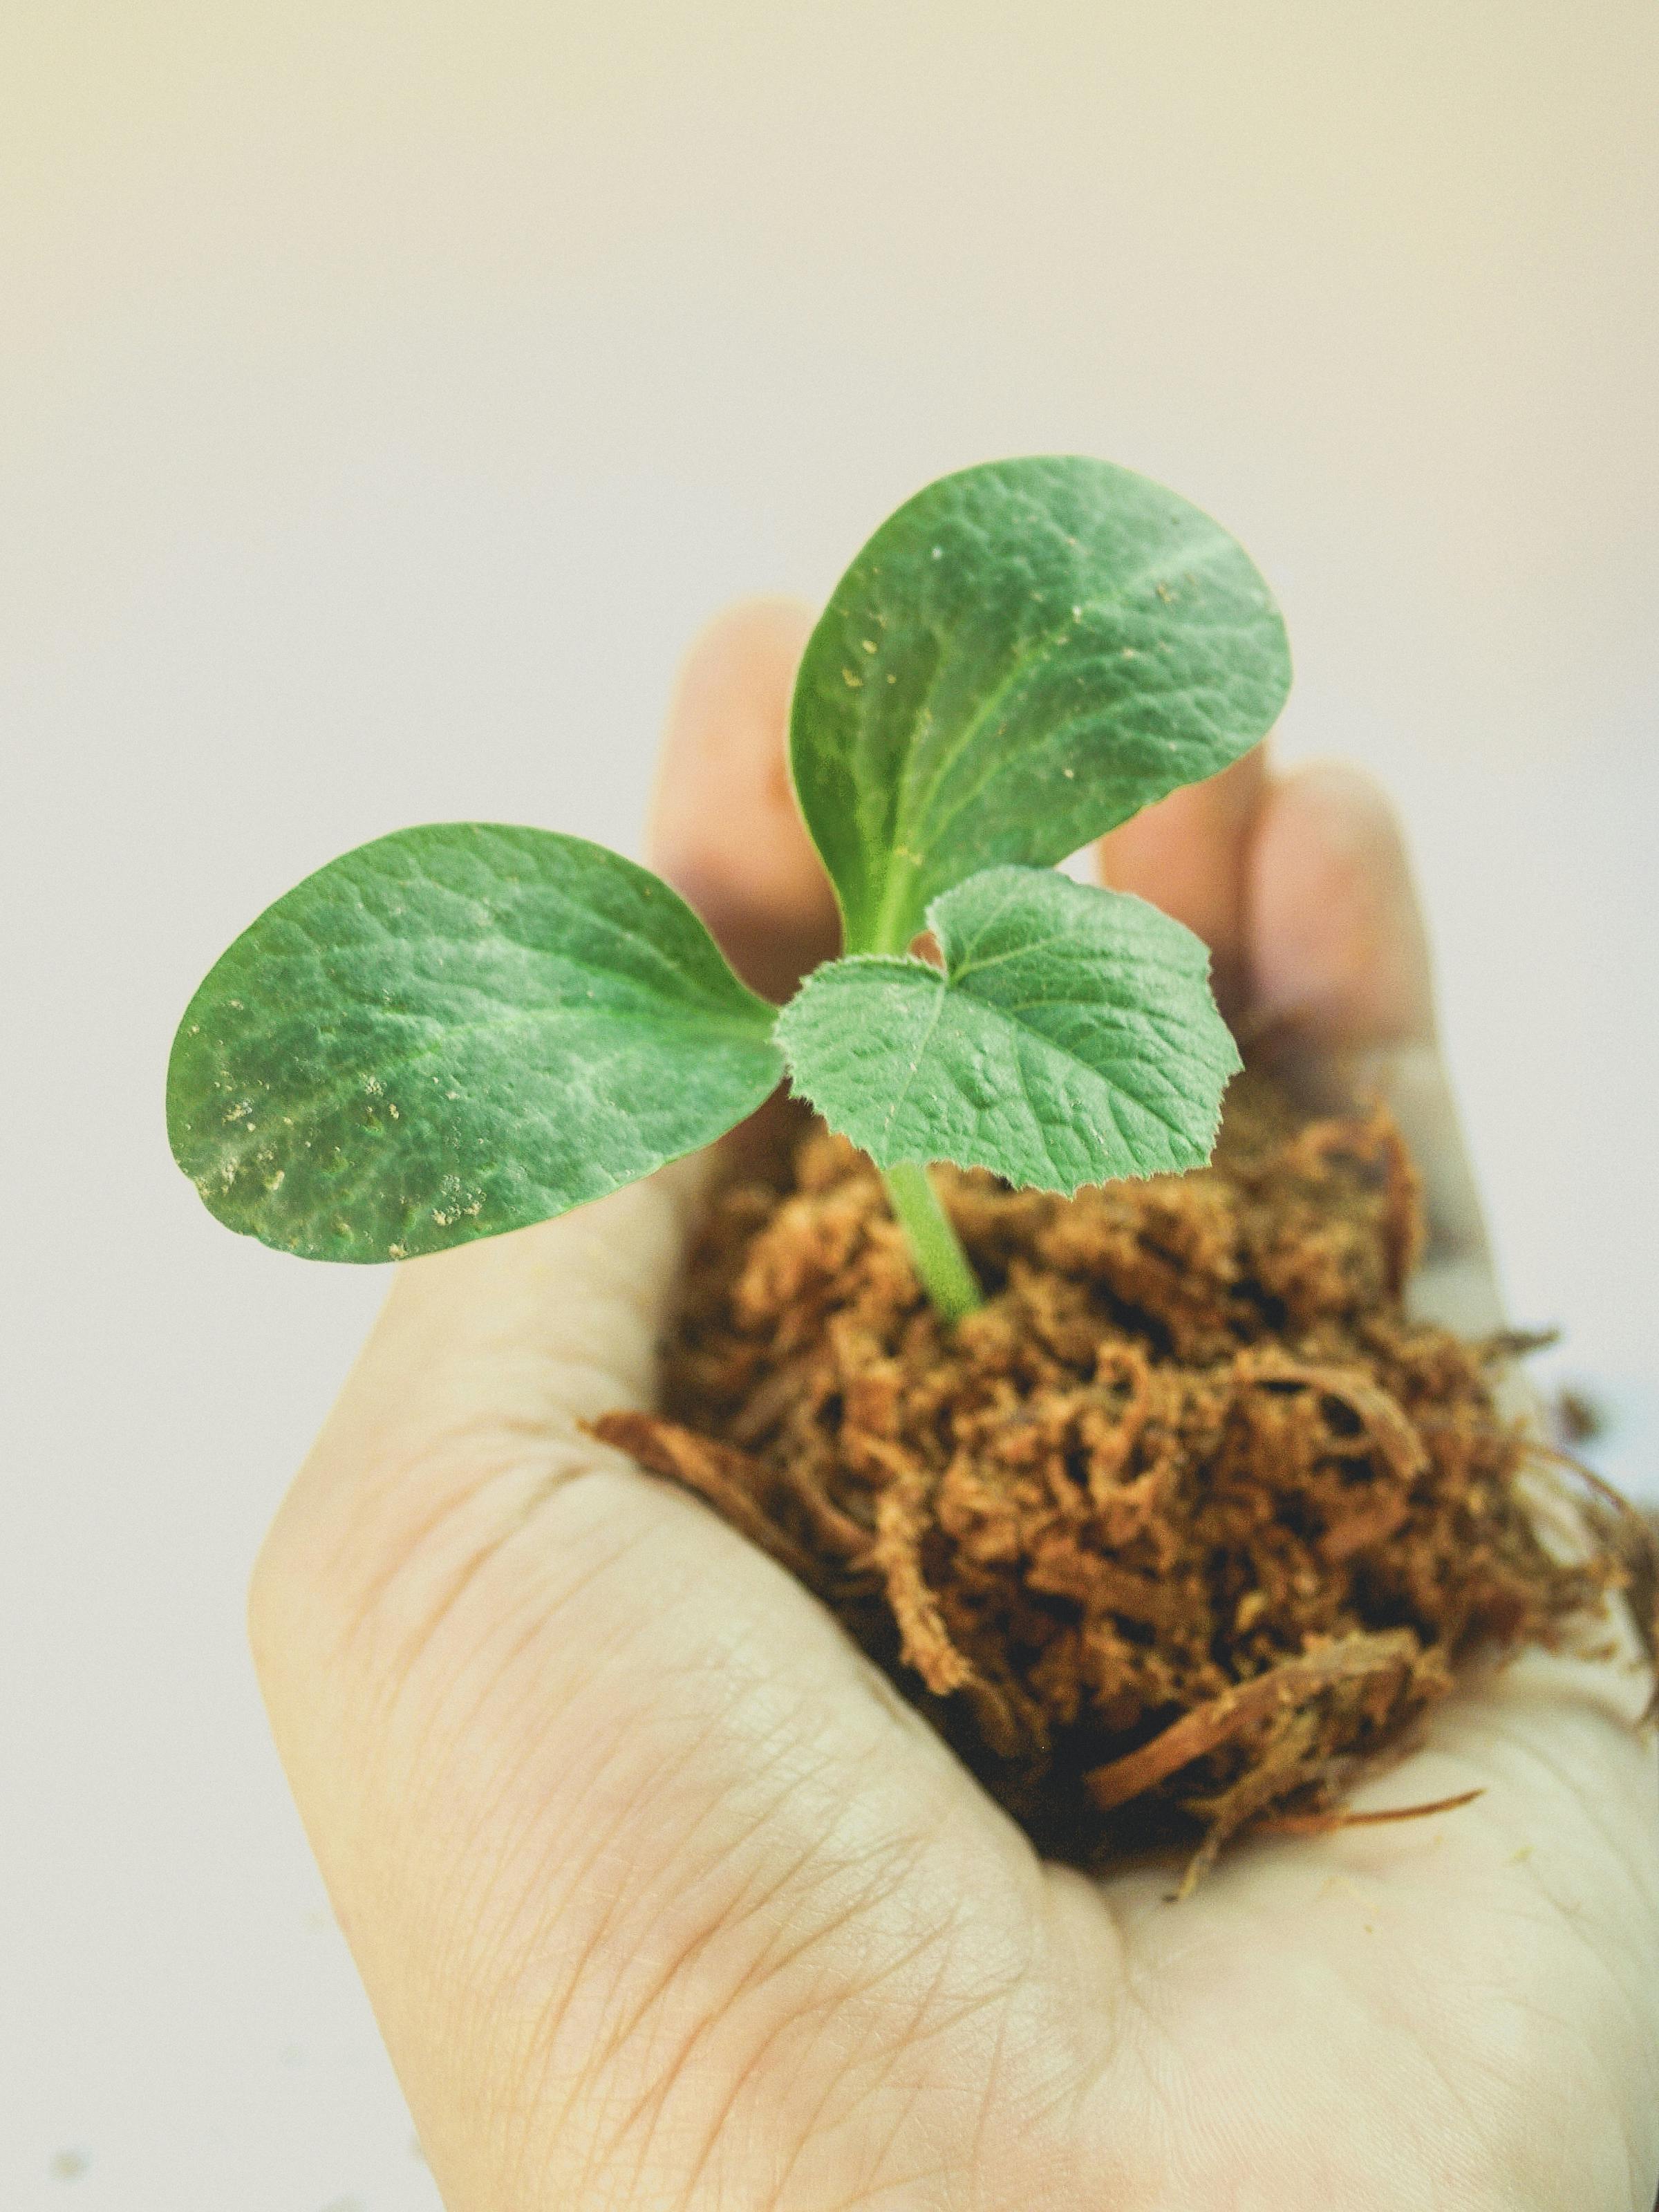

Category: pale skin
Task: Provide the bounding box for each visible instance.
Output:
[251,601,1659,2211]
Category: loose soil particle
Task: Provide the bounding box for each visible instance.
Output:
[595,1072,1657,1887]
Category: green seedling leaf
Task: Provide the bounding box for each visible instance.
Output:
[791,456,1291,953]
[168,824,783,1261]
[775,864,1240,1192]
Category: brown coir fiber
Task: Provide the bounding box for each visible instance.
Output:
[594,1074,1657,1886]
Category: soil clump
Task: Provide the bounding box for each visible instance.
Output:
[595,1072,1656,1884]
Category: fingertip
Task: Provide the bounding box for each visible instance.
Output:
[1095,747,1268,1015]
[1246,762,1436,1049]
[657,596,816,778]
[648,595,840,1000]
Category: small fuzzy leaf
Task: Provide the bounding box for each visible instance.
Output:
[790,456,1291,953]
[168,824,783,1260]
[775,865,1240,1191]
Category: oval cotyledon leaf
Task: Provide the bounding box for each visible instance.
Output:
[774,864,1241,1192]
[167,824,785,1260]
[789,456,1291,954]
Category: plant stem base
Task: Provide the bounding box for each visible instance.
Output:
[879,1161,983,1320]
[592,1073,1657,1882]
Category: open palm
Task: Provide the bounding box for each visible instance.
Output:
[252,602,1659,2210]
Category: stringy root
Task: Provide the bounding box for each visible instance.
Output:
[593,1074,1658,1882]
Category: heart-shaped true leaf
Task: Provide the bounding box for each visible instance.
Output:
[168,825,783,1261]
[774,864,1240,1192]
[789,456,1291,954]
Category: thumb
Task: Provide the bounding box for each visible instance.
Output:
[245,604,1049,2211]
[254,1159,706,1700]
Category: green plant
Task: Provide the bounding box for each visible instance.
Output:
[167,456,1291,1317]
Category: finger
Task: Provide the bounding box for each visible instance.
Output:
[1105,767,1656,2193]
[1244,760,1434,1050]
[648,595,841,1000]
[1096,747,1268,1015]
[1243,762,1501,1333]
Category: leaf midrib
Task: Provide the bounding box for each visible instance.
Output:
[826,952,1217,1155]
[189,994,774,1156]
[885,520,1239,883]
[338,849,765,1024]
[905,601,1271,907]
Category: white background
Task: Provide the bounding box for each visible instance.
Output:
[4,4,1656,2205]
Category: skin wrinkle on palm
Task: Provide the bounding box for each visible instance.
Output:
[249,607,1659,2211]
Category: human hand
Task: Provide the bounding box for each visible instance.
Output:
[251,601,1659,2210]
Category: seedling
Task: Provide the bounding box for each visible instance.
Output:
[168,456,1291,1316]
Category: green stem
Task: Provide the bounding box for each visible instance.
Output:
[865,881,919,957]
[880,1161,984,1321]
